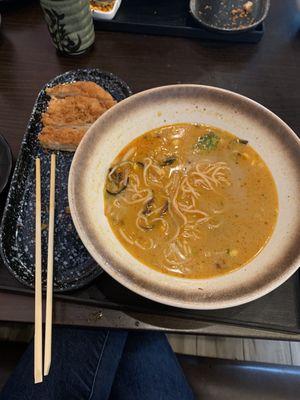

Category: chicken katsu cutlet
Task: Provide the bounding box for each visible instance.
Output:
[39,125,87,151]
[46,81,116,108]
[42,96,108,126]
[38,81,116,152]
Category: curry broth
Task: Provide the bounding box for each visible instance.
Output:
[104,123,278,279]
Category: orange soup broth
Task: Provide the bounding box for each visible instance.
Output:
[104,123,278,279]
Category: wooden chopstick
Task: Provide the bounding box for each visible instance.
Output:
[44,153,56,376]
[34,157,43,384]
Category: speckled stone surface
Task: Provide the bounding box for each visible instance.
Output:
[0,68,132,292]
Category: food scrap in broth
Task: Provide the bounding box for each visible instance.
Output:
[104,123,278,279]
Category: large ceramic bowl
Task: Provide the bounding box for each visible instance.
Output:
[68,85,300,309]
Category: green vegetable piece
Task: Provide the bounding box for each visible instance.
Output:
[195,132,219,151]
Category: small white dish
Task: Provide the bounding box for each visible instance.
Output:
[91,0,122,21]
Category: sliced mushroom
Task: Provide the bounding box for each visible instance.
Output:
[160,157,177,167]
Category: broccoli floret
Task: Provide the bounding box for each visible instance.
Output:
[194,132,220,151]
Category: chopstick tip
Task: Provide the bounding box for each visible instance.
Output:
[34,373,43,384]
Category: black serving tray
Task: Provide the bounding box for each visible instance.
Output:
[1,262,300,335]
[0,68,132,292]
[93,0,264,43]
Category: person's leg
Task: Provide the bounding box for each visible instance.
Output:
[109,332,195,400]
[0,327,128,400]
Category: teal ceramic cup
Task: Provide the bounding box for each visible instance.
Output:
[40,0,95,55]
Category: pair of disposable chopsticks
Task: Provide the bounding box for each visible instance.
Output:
[34,153,56,383]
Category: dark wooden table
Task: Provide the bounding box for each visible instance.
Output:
[0,0,299,339]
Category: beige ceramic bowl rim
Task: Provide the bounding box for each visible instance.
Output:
[69,84,300,310]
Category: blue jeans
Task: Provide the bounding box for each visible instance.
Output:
[0,327,194,400]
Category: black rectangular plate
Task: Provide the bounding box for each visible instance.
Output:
[0,264,299,334]
[0,68,132,292]
[93,0,264,43]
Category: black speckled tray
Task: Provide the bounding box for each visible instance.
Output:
[0,68,132,292]
[0,134,12,194]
